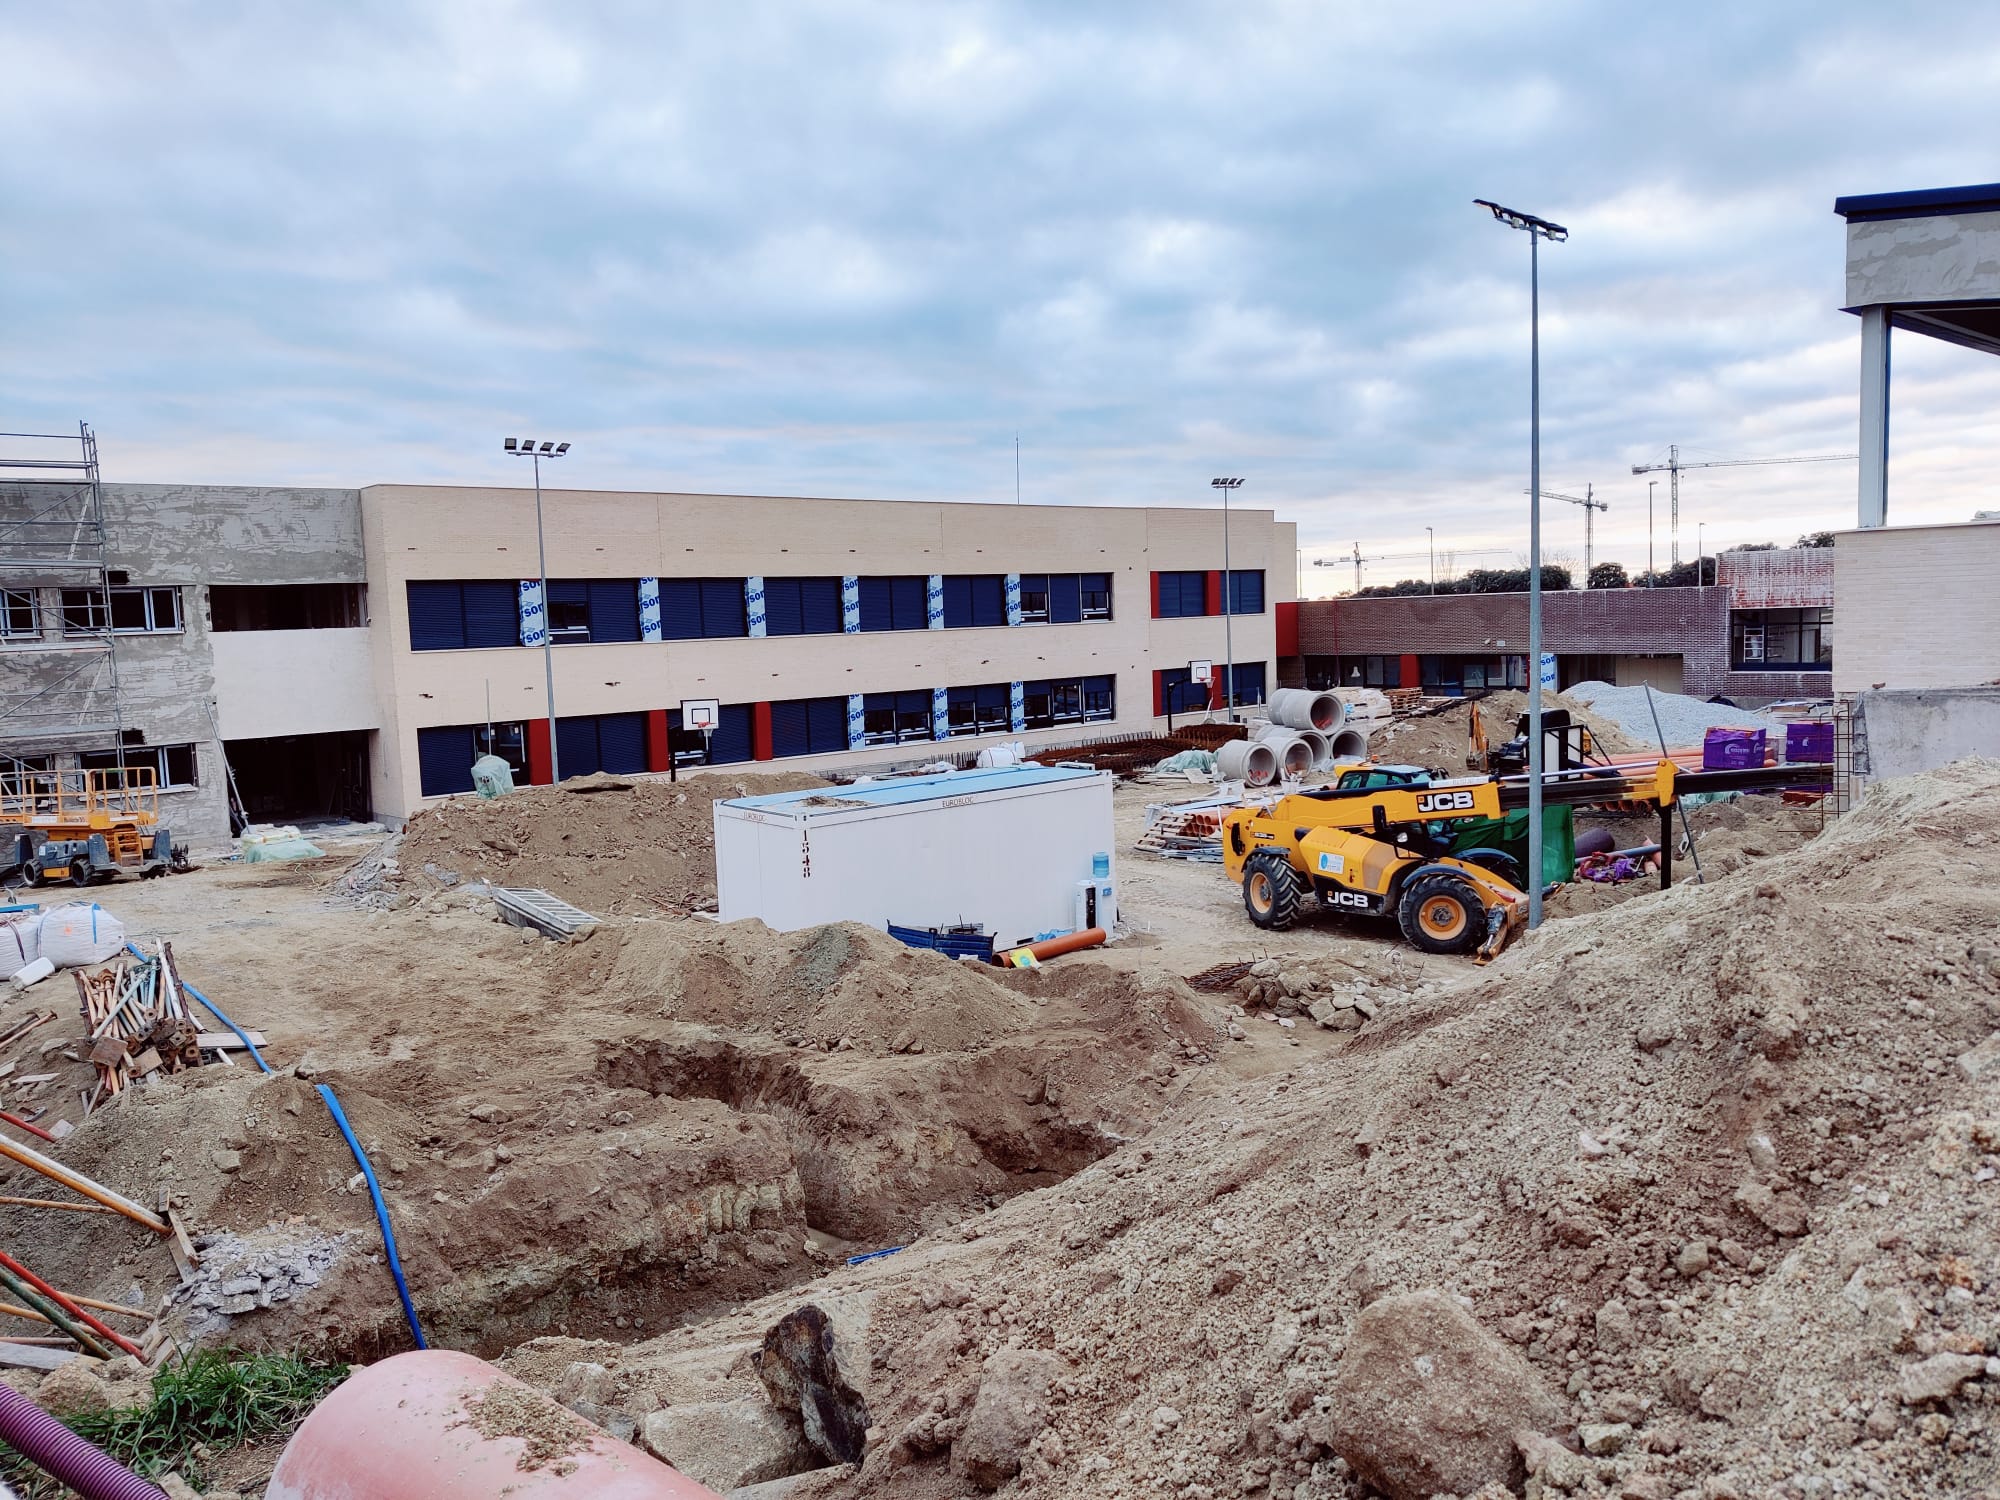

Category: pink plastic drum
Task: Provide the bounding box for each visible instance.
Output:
[267,1349,722,1500]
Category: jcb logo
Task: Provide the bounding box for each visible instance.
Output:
[1415,790,1476,813]
[1328,890,1370,908]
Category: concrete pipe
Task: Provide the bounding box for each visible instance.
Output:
[1266,735,1315,779]
[1268,688,1345,734]
[1251,723,1294,745]
[267,1349,724,1500]
[1329,727,1369,762]
[1215,739,1278,788]
[1295,728,1332,769]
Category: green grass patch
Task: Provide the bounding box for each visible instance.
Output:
[2,1350,347,1495]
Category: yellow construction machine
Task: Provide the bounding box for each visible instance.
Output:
[1,766,184,887]
[1220,756,1826,962]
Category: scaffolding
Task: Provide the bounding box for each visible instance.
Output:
[0,423,124,765]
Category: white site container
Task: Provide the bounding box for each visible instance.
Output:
[714,765,1116,947]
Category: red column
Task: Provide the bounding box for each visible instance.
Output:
[526,720,553,786]
[1205,570,1224,616]
[645,710,671,773]
[1152,670,1164,717]
[1275,600,1300,657]
[1149,572,1163,618]
[1399,653,1421,690]
[752,702,775,761]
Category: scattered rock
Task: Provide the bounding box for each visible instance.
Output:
[1580,1420,1632,1455]
[1675,1240,1711,1279]
[211,1148,243,1174]
[1733,1181,1808,1236]
[1325,1289,1566,1500]
[1896,1352,1988,1405]
[637,1400,816,1492]
[1594,1298,1635,1352]
[36,1359,111,1416]
[754,1302,872,1466]
[952,1347,1067,1491]
[1957,1032,2000,1084]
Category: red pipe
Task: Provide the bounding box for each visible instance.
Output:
[1,1109,57,1143]
[0,1249,145,1360]
[0,1381,166,1500]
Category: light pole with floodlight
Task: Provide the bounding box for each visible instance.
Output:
[1474,198,1567,932]
[505,437,570,783]
[1425,526,1436,594]
[1211,477,1243,718]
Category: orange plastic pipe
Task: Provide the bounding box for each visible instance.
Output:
[996,927,1107,965]
[267,1349,725,1500]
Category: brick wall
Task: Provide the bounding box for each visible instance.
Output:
[1718,547,1834,609]
[1294,585,1795,698]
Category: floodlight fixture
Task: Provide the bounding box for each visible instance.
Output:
[1473,199,1568,242]
[502,435,573,780]
[504,437,518,451]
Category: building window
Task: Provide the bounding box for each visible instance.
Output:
[62,585,182,636]
[941,575,1007,629]
[1,588,38,639]
[659,578,748,640]
[546,580,641,644]
[406,580,519,651]
[1017,574,1050,623]
[1340,654,1401,688]
[670,702,754,764]
[770,695,850,757]
[1154,571,1209,619]
[1226,570,1265,615]
[1080,573,1113,620]
[857,576,928,632]
[209,583,365,631]
[417,722,528,796]
[1156,667,1209,715]
[863,690,935,745]
[1019,675,1117,731]
[554,712,648,776]
[1227,661,1267,706]
[78,744,198,789]
[763,577,844,636]
[947,683,1013,737]
[1731,607,1830,670]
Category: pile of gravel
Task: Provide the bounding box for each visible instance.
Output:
[1564,680,1782,749]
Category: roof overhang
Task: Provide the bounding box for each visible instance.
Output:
[1836,184,2000,356]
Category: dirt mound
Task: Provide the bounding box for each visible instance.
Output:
[3,894,1220,1365]
[1363,688,1637,775]
[560,759,2000,1498]
[386,769,832,915]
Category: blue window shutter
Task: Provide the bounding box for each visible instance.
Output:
[858,577,892,631]
[942,575,973,628]
[771,700,811,757]
[407,582,466,651]
[700,579,746,637]
[660,580,702,639]
[597,712,647,773]
[589,580,641,642]
[971,575,1005,627]
[459,581,516,647]
[554,717,600,777]
[807,696,845,753]
[764,577,804,636]
[1049,574,1082,623]
[548,579,589,609]
[891,576,925,629]
[708,704,754,763]
[1229,570,1264,615]
[800,577,842,634]
[416,726,477,795]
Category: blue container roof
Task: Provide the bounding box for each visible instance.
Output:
[724,763,1100,814]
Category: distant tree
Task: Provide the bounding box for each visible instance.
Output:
[1795,530,1836,548]
[1352,577,1437,598]
[1724,541,1777,553]
[1587,561,1629,590]
[1634,558,1706,588]
[1458,565,1571,594]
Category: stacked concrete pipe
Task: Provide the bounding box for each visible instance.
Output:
[1328,726,1370,761]
[1250,724,1318,779]
[1215,738,1279,787]
[1266,688,1345,733]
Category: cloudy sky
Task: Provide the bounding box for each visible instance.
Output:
[5,2,1997,592]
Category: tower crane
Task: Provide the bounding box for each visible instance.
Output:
[1530,484,1607,574]
[1629,447,1856,566]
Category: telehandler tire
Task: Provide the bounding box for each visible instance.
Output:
[1397,869,1483,955]
[1242,850,1304,931]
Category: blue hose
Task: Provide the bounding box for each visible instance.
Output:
[316,1084,428,1350]
[124,942,428,1349]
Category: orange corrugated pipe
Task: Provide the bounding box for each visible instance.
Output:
[994,927,1106,966]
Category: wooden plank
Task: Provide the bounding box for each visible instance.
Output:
[164,1203,200,1277]
[0,1340,79,1371]
[194,1030,266,1050]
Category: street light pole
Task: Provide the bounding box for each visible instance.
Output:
[1426,527,1435,594]
[1211,477,1244,719]
[506,437,570,783]
[1475,199,1567,933]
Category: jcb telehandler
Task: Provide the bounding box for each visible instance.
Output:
[1221,756,1831,962]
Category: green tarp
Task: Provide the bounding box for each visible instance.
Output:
[1447,806,1576,887]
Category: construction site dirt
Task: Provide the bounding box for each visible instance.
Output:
[4,759,1998,1499]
